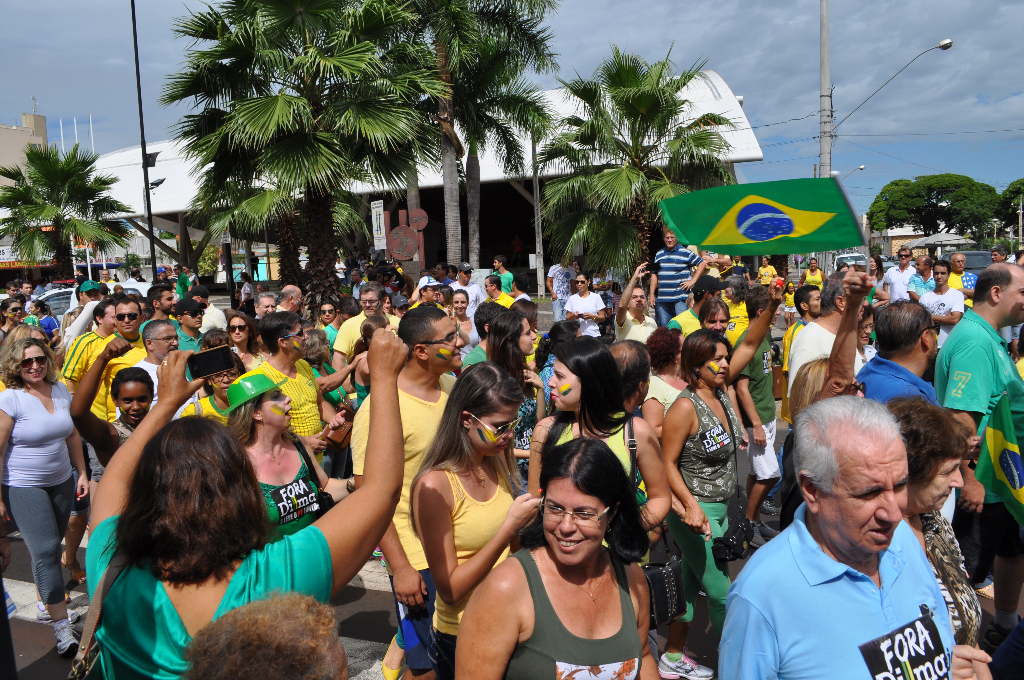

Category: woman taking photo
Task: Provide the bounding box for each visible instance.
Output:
[528,337,670,532]
[225,310,263,371]
[411,363,541,679]
[85,331,409,678]
[456,438,658,680]
[487,310,542,475]
[641,327,685,440]
[453,290,478,358]
[536,320,580,415]
[0,337,88,655]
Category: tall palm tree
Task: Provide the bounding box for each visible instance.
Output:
[540,48,735,271]
[0,144,131,278]
[163,0,446,307]
[453,38,552,267]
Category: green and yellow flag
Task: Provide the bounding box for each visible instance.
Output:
[975,393,1024,525]
[659,177,864,255]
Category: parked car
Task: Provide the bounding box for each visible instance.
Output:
[958,251,993,278]
[2,282,151,318]
[834,253,868,271]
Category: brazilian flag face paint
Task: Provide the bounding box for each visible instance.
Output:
[477,427,497,444]
[436,347,453,361]
[706,361,722,376]
[270,403,288,416]
[558,383,573,397]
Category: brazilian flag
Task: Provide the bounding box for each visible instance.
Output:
[659,177,864,255]
[975,394,1024,525]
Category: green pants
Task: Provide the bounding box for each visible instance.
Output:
[666,500,732,639]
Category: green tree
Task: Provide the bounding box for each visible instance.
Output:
[866,174,999,242]
[163,0,446,307]
[540,48,734,270]
[0,144,131,278]
[997,178,1024,236]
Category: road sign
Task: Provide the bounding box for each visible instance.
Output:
[371,200,387,250]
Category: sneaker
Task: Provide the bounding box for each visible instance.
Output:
[658,651,714,679]
[749,524,766,549]
[36,603,81,624]
[981,621,1017,654]
[756,521,780,540]
[54,619,79,656]
[760,497,780,516]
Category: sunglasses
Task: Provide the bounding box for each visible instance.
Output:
[20,356,47,369]
[899,254,911,258]
[575,280,587,285]
[360,298,380,306]
[7,307,22,314]
[281,329,305,340]
[228,324,248,333]
[116,313,140,321]
[320,308,336,315]
[469,412,522,440]
[421,330,458,346]
[182,310,205,317]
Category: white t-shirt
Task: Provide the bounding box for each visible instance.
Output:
[451,281,486,319]
[514,293,531,302]
[786,320,865,396]
[882,265,915,302]
[919,288,965,347]
[241,281,254,302]
[0,383,75,486]
[547,265,573,300]
[566,292,606,337]
[133,359,196,419]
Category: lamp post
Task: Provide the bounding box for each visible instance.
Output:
[841,165,865,181]
[130,0,160,283]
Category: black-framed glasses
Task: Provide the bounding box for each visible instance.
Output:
[420,330,458,346]
[116,313,139,321]
[228,324,248,333]
[20,356,47,369]
[898,253,911,258]
[575,279,587,285]
[320,308,336,315]
[7,307,22,314]
[359,297,380,306]
[850,381,866,395]
[539,502,611,526]
[182,310,205,318]
[920,323,940,336]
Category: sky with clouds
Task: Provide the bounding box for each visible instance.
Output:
[4,0,1022,215]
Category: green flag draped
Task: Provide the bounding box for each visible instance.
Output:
[975,393,1024,525]
[658,177,864,255]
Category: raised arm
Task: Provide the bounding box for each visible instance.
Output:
[69,336,132,462]
[314,329,408,596]
[726,281,783,383]
[617,264,647,327]
[817,271,871,400]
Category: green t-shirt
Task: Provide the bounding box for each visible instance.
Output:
[85,515,332,679]
[260,460,319,542]
[936,309,1024,504]
[176,273,191,300]
[462,344,487,367]
[324,323,339,358]
[496,270,514,294]
[736,329,776,427]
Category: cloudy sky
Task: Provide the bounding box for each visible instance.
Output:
[4,0,1022,215]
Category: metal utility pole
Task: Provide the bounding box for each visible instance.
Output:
[819,0,832,178]
[130,0,160,283]
[1018,193,1022,244]
[532,138,545,298]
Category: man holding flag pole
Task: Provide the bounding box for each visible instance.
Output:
[936,262,1024,655]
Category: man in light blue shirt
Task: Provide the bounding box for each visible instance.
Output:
[857,300,939,405]
[720,397,985,679]
[908,255,936,302]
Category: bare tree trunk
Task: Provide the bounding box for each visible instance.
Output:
[467,140,480,268]
[303,188,340,316]
[276,212,303,288]
[52,229,74,279]
[436,42,463,265]
[406,167,420,213]
[629,196,654,266]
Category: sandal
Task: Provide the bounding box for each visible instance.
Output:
[62,556,87,586]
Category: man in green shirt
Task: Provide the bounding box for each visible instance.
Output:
[667,275,727,335]
[492,254,513,294]
[462,300,502,367]
[937,263,1024,653]
[734,285,780,547]
[174,298,205,353]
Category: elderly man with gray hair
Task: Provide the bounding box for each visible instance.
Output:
[720,396,991,679]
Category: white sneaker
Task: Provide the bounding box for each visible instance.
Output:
[54,619,79,656]
[658,651,715,679]
[37,603,81,624]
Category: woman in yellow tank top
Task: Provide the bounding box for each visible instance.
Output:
[411,362,541,680]
[800,257,824,290]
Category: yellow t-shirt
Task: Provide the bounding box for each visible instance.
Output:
[614,313,658,342]
[780,320,808,423]
[62,332,115,386]
[351,374,457,571]
[116,333,146,352]
[489,293,515,309]
[180,395,230,425]
[784,292,795,308]
[948,272,973,308]
[1017,356,1024,382]
[758,265,779,285]
[257,359,322,438]
[667,308,701,337]
[725,299,749,346]
[94,347,148,421]
[332,311,403,362]
[804,269,823,290]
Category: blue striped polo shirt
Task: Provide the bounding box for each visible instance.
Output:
[654,245,702,303]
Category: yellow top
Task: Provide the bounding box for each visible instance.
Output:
[780,320,808,423]
[332,311,403,362]
[257,359,322,438]
[803,269,823,290]
[433,470,513,635]
[180,395,230,425]
[489,293,515,309]
[784,292,795,308]
[758,265,779,285]
[1017,356,1024,382]
[62,331,115,385]
[948,272,974,308]
[668,308,702,337]
[614,312,658,342]
[724,298,749,346]
[94,347,148,421]
[351,374,457,571]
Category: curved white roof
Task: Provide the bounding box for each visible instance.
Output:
[96,70,762,218]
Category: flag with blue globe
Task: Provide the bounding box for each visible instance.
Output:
[975,394,1024,525]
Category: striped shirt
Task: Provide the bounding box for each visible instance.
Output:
[258,359,322,438]
[654,245,703,303]
[62,331,115,385]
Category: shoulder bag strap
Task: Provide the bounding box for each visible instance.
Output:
[626,416,638,489]
[73,552,129,667]
[293,439,325,499]
[716,389,747,504]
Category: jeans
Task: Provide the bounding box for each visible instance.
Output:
[430,628,459,680]
[551,297,566,322]
[2,478,75,605]
[389,568,438,671]
[655,299,688,327]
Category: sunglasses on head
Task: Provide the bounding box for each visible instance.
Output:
[21,356,46,369]
[116,312,139,321]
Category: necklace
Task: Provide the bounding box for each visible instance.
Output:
[469,465,486,484]
[574,573,601,605]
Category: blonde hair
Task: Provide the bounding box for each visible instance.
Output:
[788,357,829,419]
[2,337,58,388]
[353,315,388,357]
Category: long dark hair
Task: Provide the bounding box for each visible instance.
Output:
[543,337,627,459]
[487,310,532,397]
[225,310,260,356]
[115,418,268,584]
[681,329,730,387]
[519,438,649,564]
[535,320,578,368]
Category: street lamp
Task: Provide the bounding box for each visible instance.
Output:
[130,0,160,283]
[841,165,865,181]
[832,39,953,133]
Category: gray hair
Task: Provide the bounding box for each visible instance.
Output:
[256,291,277,306]
[725,275,748,301]
[819,271,845,315]
[793,396,901,492]
[142,319,175,342]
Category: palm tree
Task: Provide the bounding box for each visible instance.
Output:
[0,143,132,279]
[452,38,552,266]
[163,0,446,307]
[540,48,735,271]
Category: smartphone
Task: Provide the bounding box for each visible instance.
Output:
[187,345,235,380]
[648,260,661,275]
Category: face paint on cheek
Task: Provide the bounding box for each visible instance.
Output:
[477,427,497,444]
[558,383,573,396]
[436,347,453,360]
[291,339,302,350]
[707,361,722,375]
[270,403,287,416]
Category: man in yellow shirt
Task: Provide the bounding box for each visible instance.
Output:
[668,275,727,336]
[723,274,750,346]
[350,306,462,675]
[948,252,976,308]
[614,264,657,341]
[780,284,820,423]
[89,297,148,420]
[331,282,402,367]
[483,275,515,308]
[757,256,779,285]
[62,298,118,393]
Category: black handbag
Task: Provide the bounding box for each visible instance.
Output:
[709,404,754,562]
[627,418,686,628]
[295,439,336,520]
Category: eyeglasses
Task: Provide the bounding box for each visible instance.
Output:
[116,313,140,321]
[20,356,47,369]
[469,413,521,440]
[360,297,380,306]
[7,307,22,314]
[920,323,941,336]
[228,325,248,333]
[898,254,911,259]
[281,329,305,341]
[182,310,205,318]
[850,381,866,395]
[859,324,875,332]
[539,502,612,526]
[420,330,458,346]
[154,335,178,343]
[320,308,336,315]
[575,280,587,285]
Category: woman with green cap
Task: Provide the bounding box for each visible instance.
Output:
[226,370,349,542]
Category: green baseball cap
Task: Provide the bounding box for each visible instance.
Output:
[79,280,101,293]
[226,370,286,412]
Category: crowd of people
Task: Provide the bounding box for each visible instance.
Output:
[0,237,1022,680]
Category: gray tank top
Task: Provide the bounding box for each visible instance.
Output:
[675,386,742,502]
[504,548,642,680]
